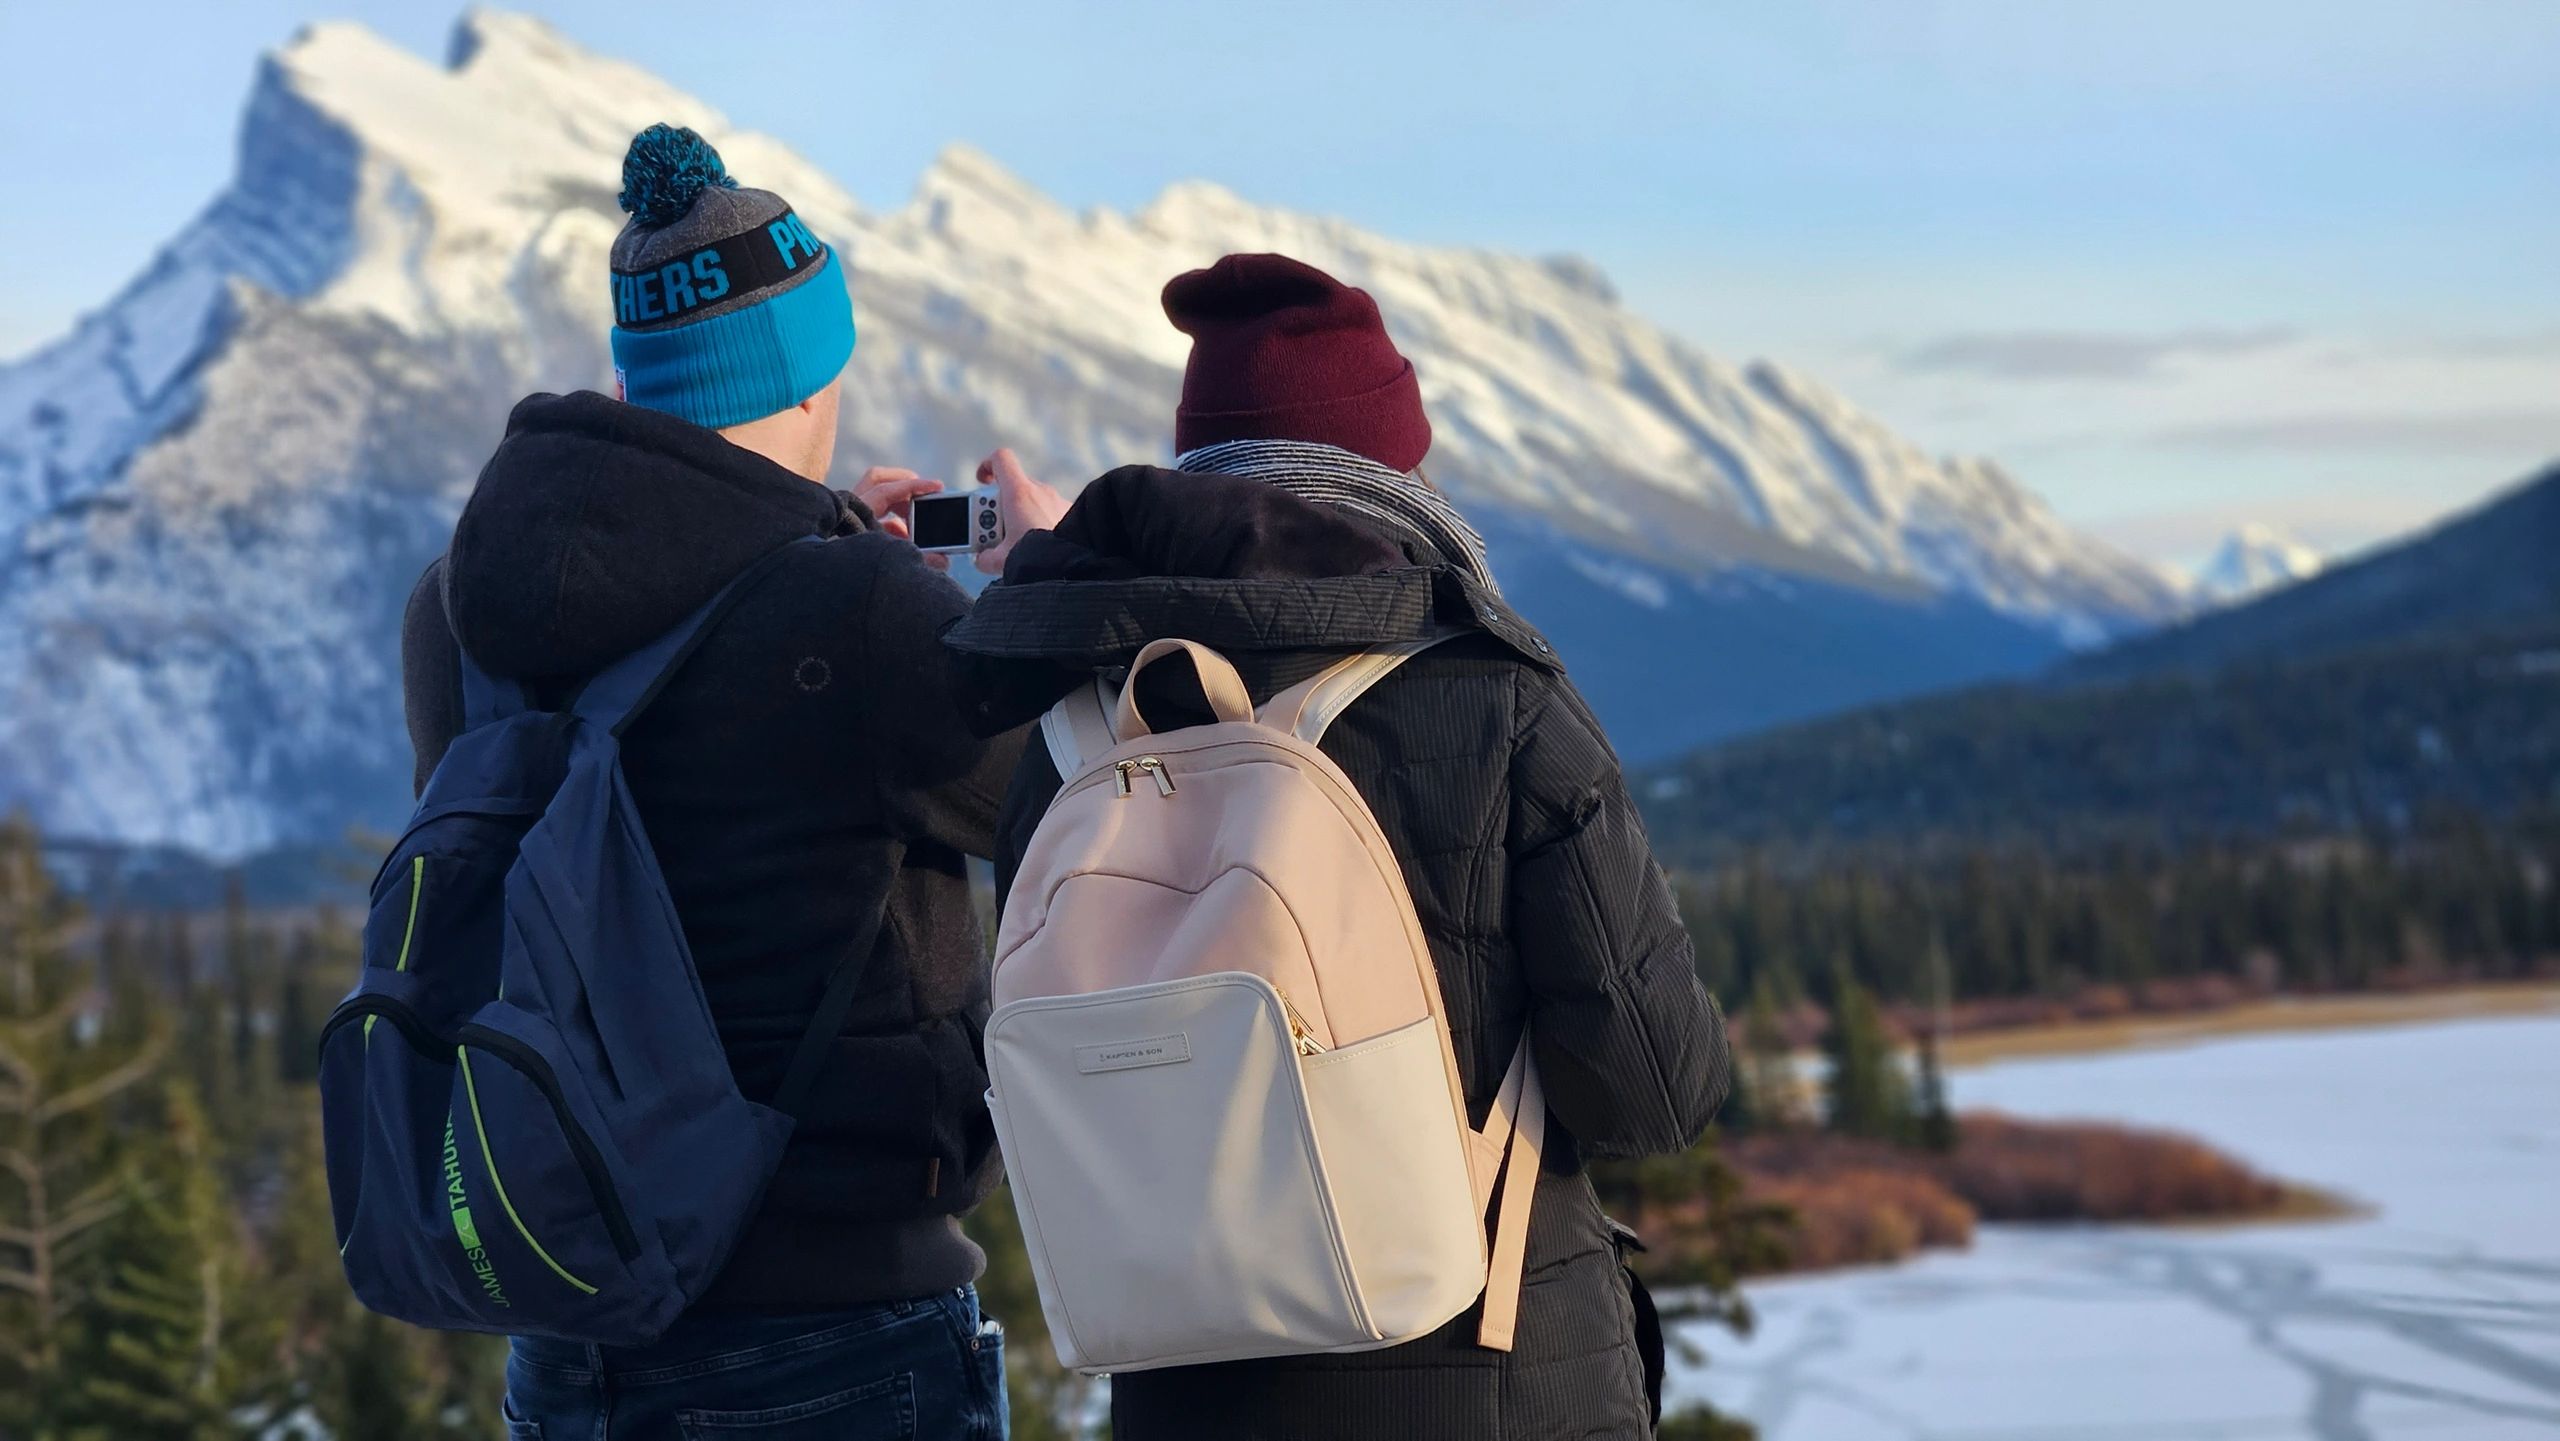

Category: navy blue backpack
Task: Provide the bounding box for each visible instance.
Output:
[319,539,870,1344]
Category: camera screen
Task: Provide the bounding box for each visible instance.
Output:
[908,494,972,550]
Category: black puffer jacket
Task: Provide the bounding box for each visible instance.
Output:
[402,391,1023,1312]
[945,466,1728,1441]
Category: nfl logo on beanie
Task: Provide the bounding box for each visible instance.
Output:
[607,124,857,430]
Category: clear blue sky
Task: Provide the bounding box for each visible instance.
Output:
[4,1,2555,567]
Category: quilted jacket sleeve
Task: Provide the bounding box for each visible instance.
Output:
[1505,671,1729,1158]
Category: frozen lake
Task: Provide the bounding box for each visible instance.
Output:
[1673,1014,2560,1440]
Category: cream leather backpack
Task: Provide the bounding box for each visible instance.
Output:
[986,636,1543,1376]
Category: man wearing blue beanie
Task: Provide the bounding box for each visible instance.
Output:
[607,125,856,449]
[399,125,1058,1439]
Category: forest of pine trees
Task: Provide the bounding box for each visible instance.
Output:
[7,790,2550,1438]
[1676,811,2560,1014]
[1,817,506,1440]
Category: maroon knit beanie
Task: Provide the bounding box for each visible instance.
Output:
[1163,253,1432,472]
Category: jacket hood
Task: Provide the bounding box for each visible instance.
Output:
[943,465,1557,734]
[443,390,857,680]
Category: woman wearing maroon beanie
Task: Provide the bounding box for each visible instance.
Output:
[948,253,1726,1441]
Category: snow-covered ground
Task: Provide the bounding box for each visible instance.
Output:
[1675,1016,2560,1440]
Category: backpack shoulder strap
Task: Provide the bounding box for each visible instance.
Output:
[1256,631,1457,744]
[458,653,531,730]
[1474,1033,1545,1352]
[769,841,899,1122]
[1038,675,1122,780]
[572,537,821,737]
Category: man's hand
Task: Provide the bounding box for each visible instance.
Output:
[853,466,949,571]
[973,449,1070,576]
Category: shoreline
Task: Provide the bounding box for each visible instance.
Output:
[1655,995,2543,1291]
[1938,981,2560,1070]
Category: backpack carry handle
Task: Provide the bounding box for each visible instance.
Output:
[1111,638,1253,741]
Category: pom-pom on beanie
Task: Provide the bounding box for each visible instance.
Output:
[607,124,855,431]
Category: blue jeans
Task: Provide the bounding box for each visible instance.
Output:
[505,1287,1007,1440]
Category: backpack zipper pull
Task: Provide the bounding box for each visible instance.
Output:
[1113,760,1135,797]
[1139,757,1176,796]
[1277,987,1328,1055]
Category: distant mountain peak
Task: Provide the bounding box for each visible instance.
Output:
[909,141,1068,232]
[0,7,2190,857]
[2196,523,2324,603]
[446,7,571,70]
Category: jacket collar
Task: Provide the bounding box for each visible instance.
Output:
[943,465,1558,733]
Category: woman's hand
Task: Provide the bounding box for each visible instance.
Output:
[973,449,1071,576]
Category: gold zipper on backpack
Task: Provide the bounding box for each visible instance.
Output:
[1277,987,1328,1056]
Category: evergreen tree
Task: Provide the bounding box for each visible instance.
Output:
[1716,1036,1760,1134]
[423,1330,509,1436]
[1820,962,1909,1142]
[275,932,322,1088]
[219,874,273,1119]
[159,913,198,997]
[311,1311,434,1441]
[253,1106,377,1433]
[56,1083,238,1441]
[1734,980,1802,1131]
[170,909,239,1107]
[1586,1134,1789,1441]
[1914,933,1959,1153]
[0,814,172,1434]
[1912,1027,1957,1154]
[97,915,152,1049]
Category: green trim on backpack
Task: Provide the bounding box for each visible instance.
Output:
[458,1050,598,1297]
[364,856,428,1045]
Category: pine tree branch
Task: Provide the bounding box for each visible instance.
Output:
[43,1191,123,1249]
[197,1255,223,1393]
[32,1036,167,1124]
[11,993,83,1042]
[0,1039,33,1092]
[0,1263,38,1298]
[0,1146,34,1191]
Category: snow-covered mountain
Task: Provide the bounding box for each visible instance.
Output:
[0,10,2188,859]
[2193,523,2325,604]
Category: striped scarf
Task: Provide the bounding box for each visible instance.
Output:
[1173,439,1498,593]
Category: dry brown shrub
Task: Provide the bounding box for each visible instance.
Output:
[1940,1112,2285,1222]
[1707,1112,2294,1277]
[1723,1136,1977,1274]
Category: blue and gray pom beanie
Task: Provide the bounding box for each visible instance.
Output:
[608,124,855,431]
